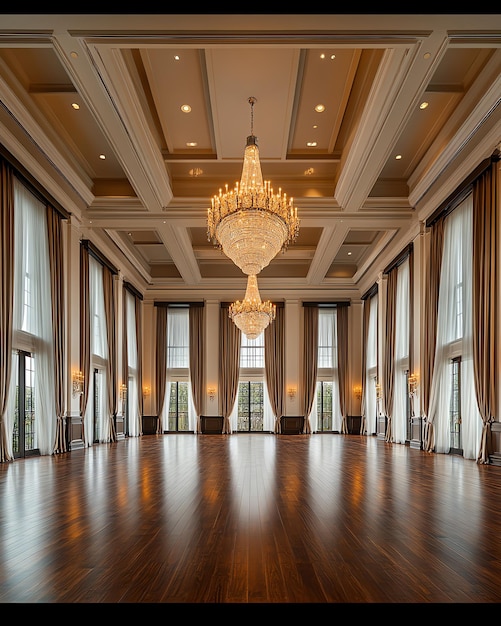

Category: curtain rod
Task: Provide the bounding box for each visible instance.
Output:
[80,239,118,275]
[154,301,204,307]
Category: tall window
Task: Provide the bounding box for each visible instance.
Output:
[231,332,274,432]
[84,256,110,445]
[309,308,342,433]
[364,294,378,435]
[392,256,410,444]
[12,351,36,457]
[125,289,141,436]
[428,193,482,458]
[165,307,195,431]
[8,177,56,457]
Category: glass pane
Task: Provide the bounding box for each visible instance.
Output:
[317,381,333,431]
[178,382,189,431]
[250,382,263,431]
[25,355,35,450]
[238,382,250,431]
[240,333,264,368]
[94,370,101,442]
[13,353,20,454]
[168,381,190,431]
[450,360,461,449]
[168,383,177,430]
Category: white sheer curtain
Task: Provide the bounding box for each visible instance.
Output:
[84,257,109,445]
[364,294,378,435]
[263,383,274,431]
[309,388,318,433]
[12,179,56,456]
[457,198,482,459]
[392,257,410,444]
[126,290,141,436]
[428,194,482,457]
[5,354,16,459]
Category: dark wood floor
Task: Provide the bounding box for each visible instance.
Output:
[1,432,501,604]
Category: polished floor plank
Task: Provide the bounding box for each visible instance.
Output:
[1,433,501,603]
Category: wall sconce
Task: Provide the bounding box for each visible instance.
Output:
[72,370,84,397]
[353,385,362,400]
[408,373,418,397]
[287,386,297,399]
[119,383,127,403]
[207,386,216,401]
[143,385,151,397]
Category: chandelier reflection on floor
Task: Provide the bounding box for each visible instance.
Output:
[207,97,300,276]
[229,274,276,340]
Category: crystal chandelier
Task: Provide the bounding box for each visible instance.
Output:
[207,97,300,276]
[229,274,276,340]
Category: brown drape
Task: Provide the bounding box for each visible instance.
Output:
[219,306,240,434]
[79,244,91,440]
[135,295,143,435]
[360,297,371,435]
[473,161,498,464]
[47,205,67,454]
[383,269,397,442]
[302,306,318,434]
[337,306,349,434]
[103,266,117,443]
[155,305,167,433]
[423,219,444,452]
[189,305,205,434]
[264,305,285,434]
[0,161,14,462]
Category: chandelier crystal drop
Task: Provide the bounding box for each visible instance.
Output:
[229,274,276,340]
[207,97,300,276]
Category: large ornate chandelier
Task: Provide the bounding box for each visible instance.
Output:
[207,97,300,276]
[229,274,276,340]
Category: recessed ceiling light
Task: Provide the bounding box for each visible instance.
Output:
[306,142,317,147]
[330,54,336,60]
[186,142,197,147]
[420,101,429,110]
[174,55,180,61]
[181,104,191,113]
[320,53,325,59]
[395,154,402,160]
[313,125,318,129]
[347,252,352,256]
[99,154,106,160]
[71,102,80,110]
[315,104,325,113]
[70,51,78,59]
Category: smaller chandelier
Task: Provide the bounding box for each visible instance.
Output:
[229,274,276,339]
[207,97,300,276]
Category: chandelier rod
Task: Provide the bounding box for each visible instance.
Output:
[248,96,256,136]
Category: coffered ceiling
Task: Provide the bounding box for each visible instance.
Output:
[0,13,500,303]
